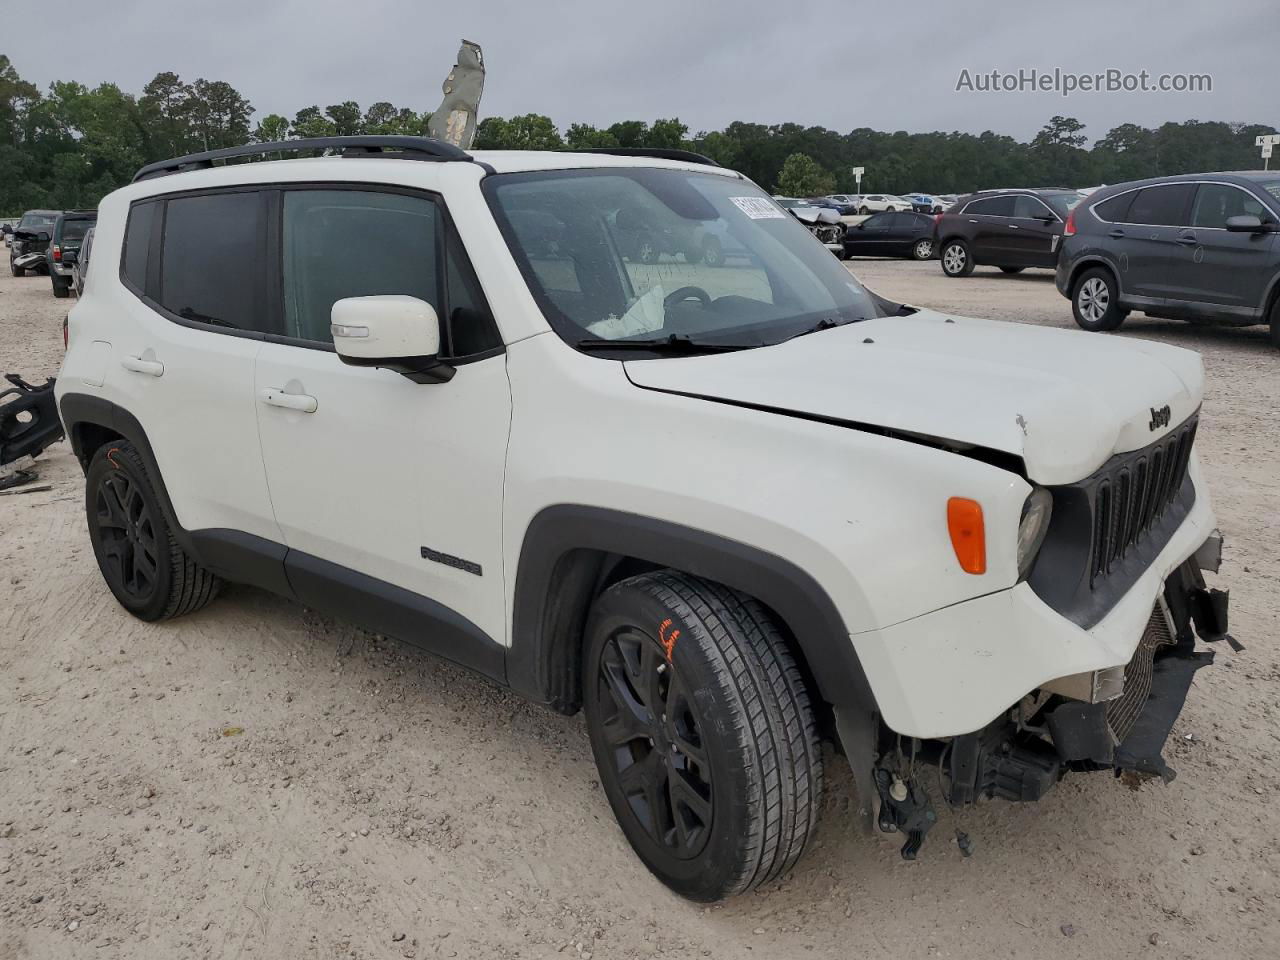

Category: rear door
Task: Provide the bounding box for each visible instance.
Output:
[884,213,923,254]
[1171,182,1278,317]
[964,195,1017,264]
[846,212,894,255]
[1113,183,1196,300]
[109,190,282,542]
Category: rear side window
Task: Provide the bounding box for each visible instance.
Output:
[966,196,1016,216]
[1190,183,1268,228]
[1093,191,1134,223]
[1126,184,1195,226]
[122,201,159,293]
[159,192,267,330]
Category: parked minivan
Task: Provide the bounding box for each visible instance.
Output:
[1056,172,1280,346]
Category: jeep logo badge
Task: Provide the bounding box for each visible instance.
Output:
[1149,405,1172,431]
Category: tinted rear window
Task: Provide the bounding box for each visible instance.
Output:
[1093,191,1134,223]
[159,192,267,330]
[61,219,93,242]
[1126,184,1195,226]
[966,195,1016,216]
[123,201,159,292]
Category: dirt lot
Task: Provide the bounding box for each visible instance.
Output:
[1,258,1277,960]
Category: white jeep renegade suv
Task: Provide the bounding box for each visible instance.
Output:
[57,137,1233,901]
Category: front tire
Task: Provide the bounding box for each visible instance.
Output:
[941,239,974,277]
[1268,296,1280,351]
[1072,267,1128,332]
[911,238,933,261]
[85,441,222,621]
[10,262,23,277]
[583,571,822,902]
[858,206,870,215]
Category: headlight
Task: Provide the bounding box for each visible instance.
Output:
[1016,487,1053,580]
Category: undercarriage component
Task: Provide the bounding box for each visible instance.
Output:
[1,374,63,466]
[873,765,937,860]
[947,723,1061,805]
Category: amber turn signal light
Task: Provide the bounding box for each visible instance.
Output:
[947,497,986,574]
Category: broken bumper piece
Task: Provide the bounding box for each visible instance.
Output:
[874,548,1231,860]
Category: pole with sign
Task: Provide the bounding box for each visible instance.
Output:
[852,166,864,194]
[1257,134,1280,171]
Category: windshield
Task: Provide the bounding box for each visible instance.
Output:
[61,219,92,242]
[485,169,883,351]
[18,213,56,231]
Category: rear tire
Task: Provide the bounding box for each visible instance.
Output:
[911,238,933,261]
[1269,296,1280,351]
[52,278,70,298]
[10,262,23,277]
[1072,267,1128,332]
[583,571,822,902]
[85,441,222,621]
[941,239,974,277]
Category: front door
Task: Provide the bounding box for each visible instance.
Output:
[253,186,511,648]
[1171,182,1279,315]
[1008,195,1062,267]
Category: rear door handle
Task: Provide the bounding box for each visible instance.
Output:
[1107,229,1125,238]
[1175,233,1198,246]
[121,356,164,377]
[259,387,318,414]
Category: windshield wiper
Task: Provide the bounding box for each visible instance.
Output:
[576,334,754,354]
[782,316,870,342]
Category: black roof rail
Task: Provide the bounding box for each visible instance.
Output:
[133,136,472,183]
[568,147,721,167]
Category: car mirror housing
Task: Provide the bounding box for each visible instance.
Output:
[330,295,454,384]
[36,231,50,242]
[1224,214,1267,233]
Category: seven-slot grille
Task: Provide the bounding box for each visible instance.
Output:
[1090,417,1197,587]
[1106,602,1175,742]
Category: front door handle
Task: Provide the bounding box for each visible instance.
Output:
[121,355,164,377]
[1175,233,1198,246]
[260,387,318,414]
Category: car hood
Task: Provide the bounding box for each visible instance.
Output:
[623,309,1204,485]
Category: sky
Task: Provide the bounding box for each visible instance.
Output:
[4,0,1276,144]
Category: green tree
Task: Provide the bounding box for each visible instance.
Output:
[253,114,290,143]
[291,105,336,139]
[325,101,364,136]
[565,122,618,148]
[775,152,833,196]
[646,118,688,149]
[474,114,562,150]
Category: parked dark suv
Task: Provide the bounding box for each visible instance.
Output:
[936,188,1082,277]
[1055,172,1280,347]
[48,211,97,298]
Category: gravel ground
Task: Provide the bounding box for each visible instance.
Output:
[1,256,1277,960]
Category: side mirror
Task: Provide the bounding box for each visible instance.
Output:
[331,295,454,384]
[36,231,50,243]
[1224,214,1268,233]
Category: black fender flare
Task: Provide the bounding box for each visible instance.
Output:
[506,504,879,715]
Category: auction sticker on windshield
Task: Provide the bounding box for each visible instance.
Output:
[730,196,787,219]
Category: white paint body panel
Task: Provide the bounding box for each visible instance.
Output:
[57,150,1219,741]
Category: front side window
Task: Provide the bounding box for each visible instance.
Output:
[1013,195,1056,220]
[158,192,266,330]
[1190,183,1268,228]
[282,190,439,344]
[1126,184,1196,226]
[485,168,884,350]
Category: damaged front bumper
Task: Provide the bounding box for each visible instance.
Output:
[868,536,1236,860]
